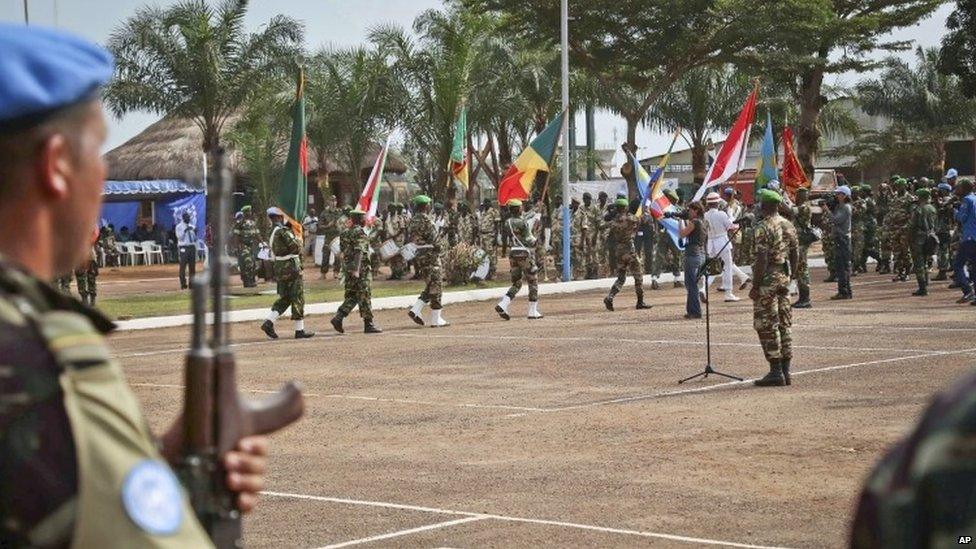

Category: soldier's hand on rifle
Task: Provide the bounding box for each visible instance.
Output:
[224,435,269,513]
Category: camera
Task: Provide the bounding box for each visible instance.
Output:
[663,210,689,220]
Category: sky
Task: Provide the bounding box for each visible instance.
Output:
[0,0,955,159]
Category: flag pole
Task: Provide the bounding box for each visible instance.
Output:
[560,0,571,282]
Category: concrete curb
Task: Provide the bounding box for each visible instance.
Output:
[115,257,830,331]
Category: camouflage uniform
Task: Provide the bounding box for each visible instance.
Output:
[735,224,756,266]
[935,194,954,274]
[503,215,539,301]
[233,216,260,287]
[887,191,914,278]
[793,201,813,295]
[862,195,879,272]
[56,274,72,293]
[446,206,461,248]
[851,197,866,274]
[551,207,564,273]
[317,205,343,276]
[270,224,305,320]
[910,198,937,290]
[850,369,976,548]
[74,250,98,305]
[477,207,500,280]
[99,227,120,267]
[877,186,892,270]
[821,207,836,279]
[410,212,444,309]
[606,212,645,303]
[570,207,590,281]
[584,203,603,277]
[385,211,408,279]
[753,213,798,363]
[336,224,373,321]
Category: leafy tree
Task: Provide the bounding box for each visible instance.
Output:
[940,0,976,98]
[858,47,976,175]
[305,46,402,196]
[104,0,303,163]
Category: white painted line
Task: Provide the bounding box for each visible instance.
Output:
[317,516,488,549]
[262,491,791,549]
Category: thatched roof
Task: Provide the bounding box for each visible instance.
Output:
[104,115,405,182]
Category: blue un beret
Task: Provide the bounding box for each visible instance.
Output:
[0,23,114,133]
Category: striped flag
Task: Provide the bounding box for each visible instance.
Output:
[692,86,758,202]
[448,106,469,189]
[629,132,685,250]
[498,111,566,205]
[754,110,778,193]
[357,136,391,224]
[780,127,810,200]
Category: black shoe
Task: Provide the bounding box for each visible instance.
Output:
[295,330,315,339]
[754,361,786,387]
[829,293,851,300]
[683,313,702,320]
[330,315,344,334]
[912,288,928,296]
[949,282,961,289]
[495,304,510,321]
[673,280,684,288]
[651,279,660,290]
[261,320,278,340]
[781,359,792,386]
[792,300,811,309]
[604,296,614,311]
[364,321,383,334]
[635,299,652,310]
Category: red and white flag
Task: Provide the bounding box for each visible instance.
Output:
[692,87,758,202]
[357,135,391,223]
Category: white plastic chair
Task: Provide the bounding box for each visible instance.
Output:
[141,241,164,265]
[123,241,148,265]
[115,242,128,266]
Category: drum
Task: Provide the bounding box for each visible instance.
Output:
[313,235,325,266]
[471,248,490,280]
[330,236,341,255]
[400,242,418,262]
[379,239,400,260]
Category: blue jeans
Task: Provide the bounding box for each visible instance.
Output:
[684,252,703,317]
[953,240,976,295]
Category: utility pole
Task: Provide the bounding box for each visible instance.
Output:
[560,0,571,282]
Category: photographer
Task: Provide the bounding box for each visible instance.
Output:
[676,203,706,319]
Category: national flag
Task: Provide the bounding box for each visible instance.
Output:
[754,110,778,193]
[277,69,309,237]
[780,126,810,200]
[628,136,685,250]
[498,111,566,205]
[448,106,469,189]
[692,86,758,202]
[357,135,391,224]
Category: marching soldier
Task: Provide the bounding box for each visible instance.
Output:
[495,199,544,320]
[233,205,260,287]
[570,197,589,280]
[887,178,914,281]
[317,194,343,279]
[330,208,382,334]
[407,195,449,327]
[792,187,813,309]
[0,23,268,547]
[477,199,500,281]
[910,188,937,296]
[751,189,799,387]
[933,183,954,280]
[260,207,315,340]
[603,198,652,312]
[75,239,100,306]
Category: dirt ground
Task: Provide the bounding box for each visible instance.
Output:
[112,265,974,548]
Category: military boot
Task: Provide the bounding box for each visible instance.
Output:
[754,360,786,387]
[651,279,660,290]
[364,321,383,334]
[792,288,811,309]
[781,358,792,386]
[603,295,615,311]
[878,261,891,274]
[295,330,315,339]
[261,320,278,340]
[635,296,652,310]
[330,315,345,334]
[912,279,928,296]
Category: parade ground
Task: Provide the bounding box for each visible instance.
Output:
[113,265,973,549]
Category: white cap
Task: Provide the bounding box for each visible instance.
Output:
[266,206,285,217]
[705,192,722,203]
[946,168,959,179]
[766,180,781,190]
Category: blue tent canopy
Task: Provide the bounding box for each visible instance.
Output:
[100,179,206,232]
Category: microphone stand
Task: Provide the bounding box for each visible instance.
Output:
[678,221,746,384]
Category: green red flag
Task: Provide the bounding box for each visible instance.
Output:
[498,111,566,205]
[277,69,308,229]
[780,126,810,200]
[448,106,469,189]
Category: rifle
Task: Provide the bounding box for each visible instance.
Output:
[179,148,305,548]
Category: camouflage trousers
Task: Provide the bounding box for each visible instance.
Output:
[480,234,498,279]
[653,237,680,278]
[609,253,644,299]
[57,275,72,294]
[912,239,930,283]
[337,271,373,321]
[753,272,792,361]
[418,256,443,309]
[797,244,810,293]
[272,275,305,320]
[852,229,865,272]
[892,229,912,276]
[822,234,835,277]
[238,246,257,286]
[937,232,951,271]
[734,227,756,266]
[75,266,97,298]
[507,255,539,301]
[570,241,586,280]
[879,225,892,265]
[593,234,608,277]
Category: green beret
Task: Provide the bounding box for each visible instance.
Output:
[894,178,907,187]
[505,198,522,208]
[915,188,931,199]
[412,195,432,206]
[614,198,629,207]
[758,189,782,204]
[241,205,252,213]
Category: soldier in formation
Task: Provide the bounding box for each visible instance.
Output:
[233,205,260,287]
[384,203,409,280]
[570,197,590,280]
[910,188,938,296]
[407,195,449,327]
[318,194,343,279]
[261,207,315,340]
[751,189,799,387]
[791,187,814,309]
[476,199,500,281]
[886,178,914,281]
[933,183,954,281]
[495,199,544,320]
[330,208,382,334]
[603,198,652,312]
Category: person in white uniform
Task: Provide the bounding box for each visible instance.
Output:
[703,192,750,301]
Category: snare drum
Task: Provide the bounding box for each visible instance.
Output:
[400,242,418,261]
[379,239,400,260]
[471,248,490,280]
[330,236,341,255]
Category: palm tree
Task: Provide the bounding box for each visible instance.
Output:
[104,0,303,164]
[858,47,976,175]
[305,46,402,197]
[371,7,492,199]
